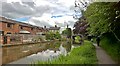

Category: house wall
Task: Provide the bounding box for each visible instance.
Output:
[13,23,20,34]
[0,22,2,30]
[2,22,14,35]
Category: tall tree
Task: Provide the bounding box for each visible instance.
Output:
[84,2,120,41]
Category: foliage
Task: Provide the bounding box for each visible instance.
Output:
[36,40,97,64]
[73,16,88,36]
[46,31,61,40]
[46,32,54,40]
[84,2,120,40]
[62,28,72,38]
[84,2,120,64]
[54,32,61,40]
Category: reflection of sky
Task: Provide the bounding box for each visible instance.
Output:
[9,44,67,64]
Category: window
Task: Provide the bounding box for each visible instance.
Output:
[31,28,33,30]
[7,23,12,28]
[20,26,23,29]
[0,31,4,36]
[7,32,11,34]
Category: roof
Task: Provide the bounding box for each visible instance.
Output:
[0,17,16,24]
[0,16,43,29]
[48,27,60,30]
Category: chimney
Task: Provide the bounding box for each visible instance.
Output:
[44,26,46,28]
[55,25,57,27]
[67,24,69,28]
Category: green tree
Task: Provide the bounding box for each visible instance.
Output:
[62,28,72,38]
[84,2,120,41]
[54,31,61,40]
[46,32,54,40]
[46,31,61,40]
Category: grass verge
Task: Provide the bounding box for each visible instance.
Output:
[35,40,97,64]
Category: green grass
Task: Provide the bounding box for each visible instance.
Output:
[100,34,120,64]
[35,40,97,64]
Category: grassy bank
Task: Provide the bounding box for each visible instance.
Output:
[100,33,120,64]
[35,40,97,64]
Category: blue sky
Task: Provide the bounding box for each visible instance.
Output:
[15,17,31,22]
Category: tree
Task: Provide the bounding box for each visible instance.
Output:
[46,31,61,40]
[62,28,72,38]
[84,2,120,41]
[73,16,88,36]
[54,31,61,40]
[46,32,54,40]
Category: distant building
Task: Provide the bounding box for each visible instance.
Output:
[48,25,60,33]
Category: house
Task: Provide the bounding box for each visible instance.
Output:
[48,25,60,33]
[0,16,47,44]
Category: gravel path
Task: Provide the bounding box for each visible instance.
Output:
[93,44,117,64]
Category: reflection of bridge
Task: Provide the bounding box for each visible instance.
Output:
[72,34,83,44]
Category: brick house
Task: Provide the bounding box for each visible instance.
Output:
[0,16,47,44]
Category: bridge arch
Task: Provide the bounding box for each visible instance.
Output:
[72,34,83,44]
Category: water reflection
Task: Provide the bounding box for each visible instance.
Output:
[2,41,72,64]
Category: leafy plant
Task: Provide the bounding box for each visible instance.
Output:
[84,2,120,41]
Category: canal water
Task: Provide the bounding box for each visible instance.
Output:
[2,41,76,64]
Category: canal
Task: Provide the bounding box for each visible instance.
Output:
[2,41,77,64]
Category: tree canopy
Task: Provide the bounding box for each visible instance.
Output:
[73,16,88,36]
[62,28,72,38]
[84,2,120,41]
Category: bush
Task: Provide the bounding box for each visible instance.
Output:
[46,32,61,40]
[54,32,61,40]
[46,32,54,40]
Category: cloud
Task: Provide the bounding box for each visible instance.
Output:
[1,0,53,18]
[1,0,81,30]
[28,18,52,27]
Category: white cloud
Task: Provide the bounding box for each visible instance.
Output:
[57,0,75,7]
[2,0,81,31]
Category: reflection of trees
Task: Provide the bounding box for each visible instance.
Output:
[46,41,61,51]
[62,41,72,52]
[45,41,72,52]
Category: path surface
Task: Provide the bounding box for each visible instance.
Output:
[93,44,116,64]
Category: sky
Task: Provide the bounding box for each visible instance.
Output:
[0,0,82,32]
